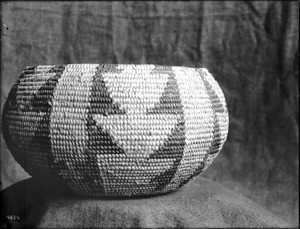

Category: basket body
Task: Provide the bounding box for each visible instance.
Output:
[2,64,229,196]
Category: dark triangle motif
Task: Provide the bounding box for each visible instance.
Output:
[147,66,186,192]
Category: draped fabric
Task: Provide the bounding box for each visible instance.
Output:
[1,1,298,226]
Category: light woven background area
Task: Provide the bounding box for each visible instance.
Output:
[0,1,298,226]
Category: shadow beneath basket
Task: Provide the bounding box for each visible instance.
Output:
[0,177,181,228]
[74,187,182,201]
[0,177,69,228]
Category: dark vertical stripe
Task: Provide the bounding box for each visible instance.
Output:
[178,70,224,188]
[27,65,66,174]
[85,64,126,194]
[2,66,65,176]
[148,66,186,192]
[201,76,224,155]
[86,64,126,154]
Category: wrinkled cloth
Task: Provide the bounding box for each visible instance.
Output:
[0,177,290,228]
[1,1,299,226]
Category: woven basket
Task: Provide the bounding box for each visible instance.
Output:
[2,64,229,197]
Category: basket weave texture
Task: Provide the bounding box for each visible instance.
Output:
[2,64,229,196]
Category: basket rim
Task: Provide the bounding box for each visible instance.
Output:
[24,63,205,69]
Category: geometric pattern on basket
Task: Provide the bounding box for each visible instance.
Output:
[2,64,229,197]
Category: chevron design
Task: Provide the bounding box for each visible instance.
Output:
[2,64,229,197]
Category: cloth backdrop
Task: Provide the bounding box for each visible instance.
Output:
[0,1,298,226]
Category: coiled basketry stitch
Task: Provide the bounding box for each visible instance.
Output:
[2,64,229,197]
